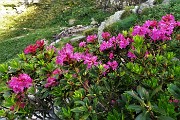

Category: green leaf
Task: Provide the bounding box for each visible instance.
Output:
[157,116,174,120]
[152,105,166,116]
[102,78,110,91]
[126,91,145,105]
[150,85,162,99]
[0,63,8,73]
[127,105,143,114]
[168,84,180,100]
[135,111,149,120]
[80,113,90,120]
[137,86,149,100]
[71,106,87,113]
[74,101,85,106]
[0,110,5,116]
[62,107,71,118]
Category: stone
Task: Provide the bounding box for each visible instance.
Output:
[162,0,170,5]
[132,6,139,13]
[90,18,98,25]
[98,10,125,43]
[138,0,155,14]
[70,35,85,43]
[68,19,76,25]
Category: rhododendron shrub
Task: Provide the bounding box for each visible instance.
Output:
[0,15,179,119]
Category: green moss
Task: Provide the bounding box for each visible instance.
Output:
[120,10,133,20]
[83,28,98,36]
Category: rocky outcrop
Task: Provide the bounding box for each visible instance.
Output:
[137,0,155,14]
[162,0,170,5]
[98,10,125,43]
[51,25,91,45]
[97,0,157,43]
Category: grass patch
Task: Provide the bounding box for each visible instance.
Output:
[0,0,113,41]
[0,0,113,63]
[0,26,63,63]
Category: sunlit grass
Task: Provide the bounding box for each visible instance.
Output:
[0,0,113,63]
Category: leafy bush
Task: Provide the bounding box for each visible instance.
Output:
[0,14,179,120]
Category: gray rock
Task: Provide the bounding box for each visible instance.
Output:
[68,19,76,25]
[138,0,155,14]
[162,0,170,5]
[90,18,98,25]
[132,6,139,13]
[98,10,125,43]
[0,118,6,120]
[70,35,85,43]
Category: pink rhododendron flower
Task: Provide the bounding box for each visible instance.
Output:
[10,105,15,111]
[161,14,175,23]
[86,34,97,43]
[45,77,58,88]
[177,21,180,27]
[36,40,44,49]
[102,64,110,75]
[116,33,125,42]
[132,25,149,37]
[10,102,26,111]
[103,64,110,70]
[169,99,179,103]
[24,44,37,54]
[56,43,74,65]
[102,32,110,40]
[19,102,26,108]
[73,52,84,61]
[107,61,118,70]
[109,52,114,60]
[127,51,137,59]
[149,28,161,41]
[8,74,33,94]
[84,55,98,69]
[52,68,62,75]
[46,45,56,52]
[79,41,86,47]
[99,41,113,52]
[143,20,158,28]
[109,36,117,45]
[119,38,129,49]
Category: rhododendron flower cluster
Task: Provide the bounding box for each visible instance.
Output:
[45,77,58,88]
[127,51,137,59]
[86,34,97,43]
[83,54,98,69]
[56,43,99,69]
[45,68,62,88]
[100,33,130,52]
[24,45,38,54]
[133,14,179,41]
[107,61,118,70]
[79,41,86,47]
[24,39,45,54]
[102,32,111,40]
[8,73,33,93]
